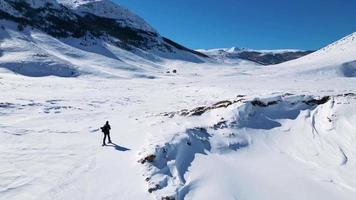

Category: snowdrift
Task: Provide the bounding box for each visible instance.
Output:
[140,94,356,200]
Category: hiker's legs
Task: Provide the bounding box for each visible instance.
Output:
[108,133,112,143]
[103,134,107,145]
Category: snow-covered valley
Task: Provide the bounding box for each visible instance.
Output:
[1,1,356,200]
[1,53,356,199]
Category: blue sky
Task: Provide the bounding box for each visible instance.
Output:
[115,0,356,50]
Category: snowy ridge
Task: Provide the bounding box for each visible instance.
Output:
[197,47,242,54]
[283,32,356,65]
[58,0,156,32]
[271,32,356,78]
[318,32,356,54]
[197,47,304,54]
[197,47,312,65]
[2,0,155,33]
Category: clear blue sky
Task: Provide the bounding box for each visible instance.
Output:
[115,0,356,50]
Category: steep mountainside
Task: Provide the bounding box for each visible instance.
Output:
[0,0,207,72]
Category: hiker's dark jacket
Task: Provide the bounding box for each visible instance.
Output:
[101,124,111,134]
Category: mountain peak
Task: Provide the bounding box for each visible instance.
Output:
[58,0,156,33]
[226,47,241,53]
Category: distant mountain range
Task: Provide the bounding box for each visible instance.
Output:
[197,47,314,65]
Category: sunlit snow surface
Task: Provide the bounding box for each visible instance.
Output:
[1,19,356,200]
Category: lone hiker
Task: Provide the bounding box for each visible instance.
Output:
[101,121,112,146]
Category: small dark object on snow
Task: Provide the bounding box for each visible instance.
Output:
[172,69,177,73]
[213,120,228,130]
[148,184,160,193]
[251,99,278,107]
[101,121,112,146]
[140,154,156,164]
[162,196,175,200]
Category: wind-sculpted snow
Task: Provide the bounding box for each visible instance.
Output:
[140,94,356,199]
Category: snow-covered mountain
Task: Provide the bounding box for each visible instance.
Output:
[0,0,208,77]
[197,47,313,65]
[58,0,156,32]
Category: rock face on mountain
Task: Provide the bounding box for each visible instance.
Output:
[197,47,313,65]
[0,0,207,61]
[237,50,313,65]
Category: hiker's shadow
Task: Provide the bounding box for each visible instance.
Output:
[106,143,130,152]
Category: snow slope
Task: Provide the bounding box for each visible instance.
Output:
[0,20,175,78]
[269,32,356,78]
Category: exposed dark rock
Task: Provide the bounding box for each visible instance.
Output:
[213,120,228,130]
[148,184,160,193]
[161,196,175,200]
[211,100,233,108]
[303,96,330,105]
[237,50,314,65]
[186,140,192,146]
[190,106,209,116]
[161,98,245,118]
[139,154,156,164]
[336,93,356,97]
[251,99,279,107]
